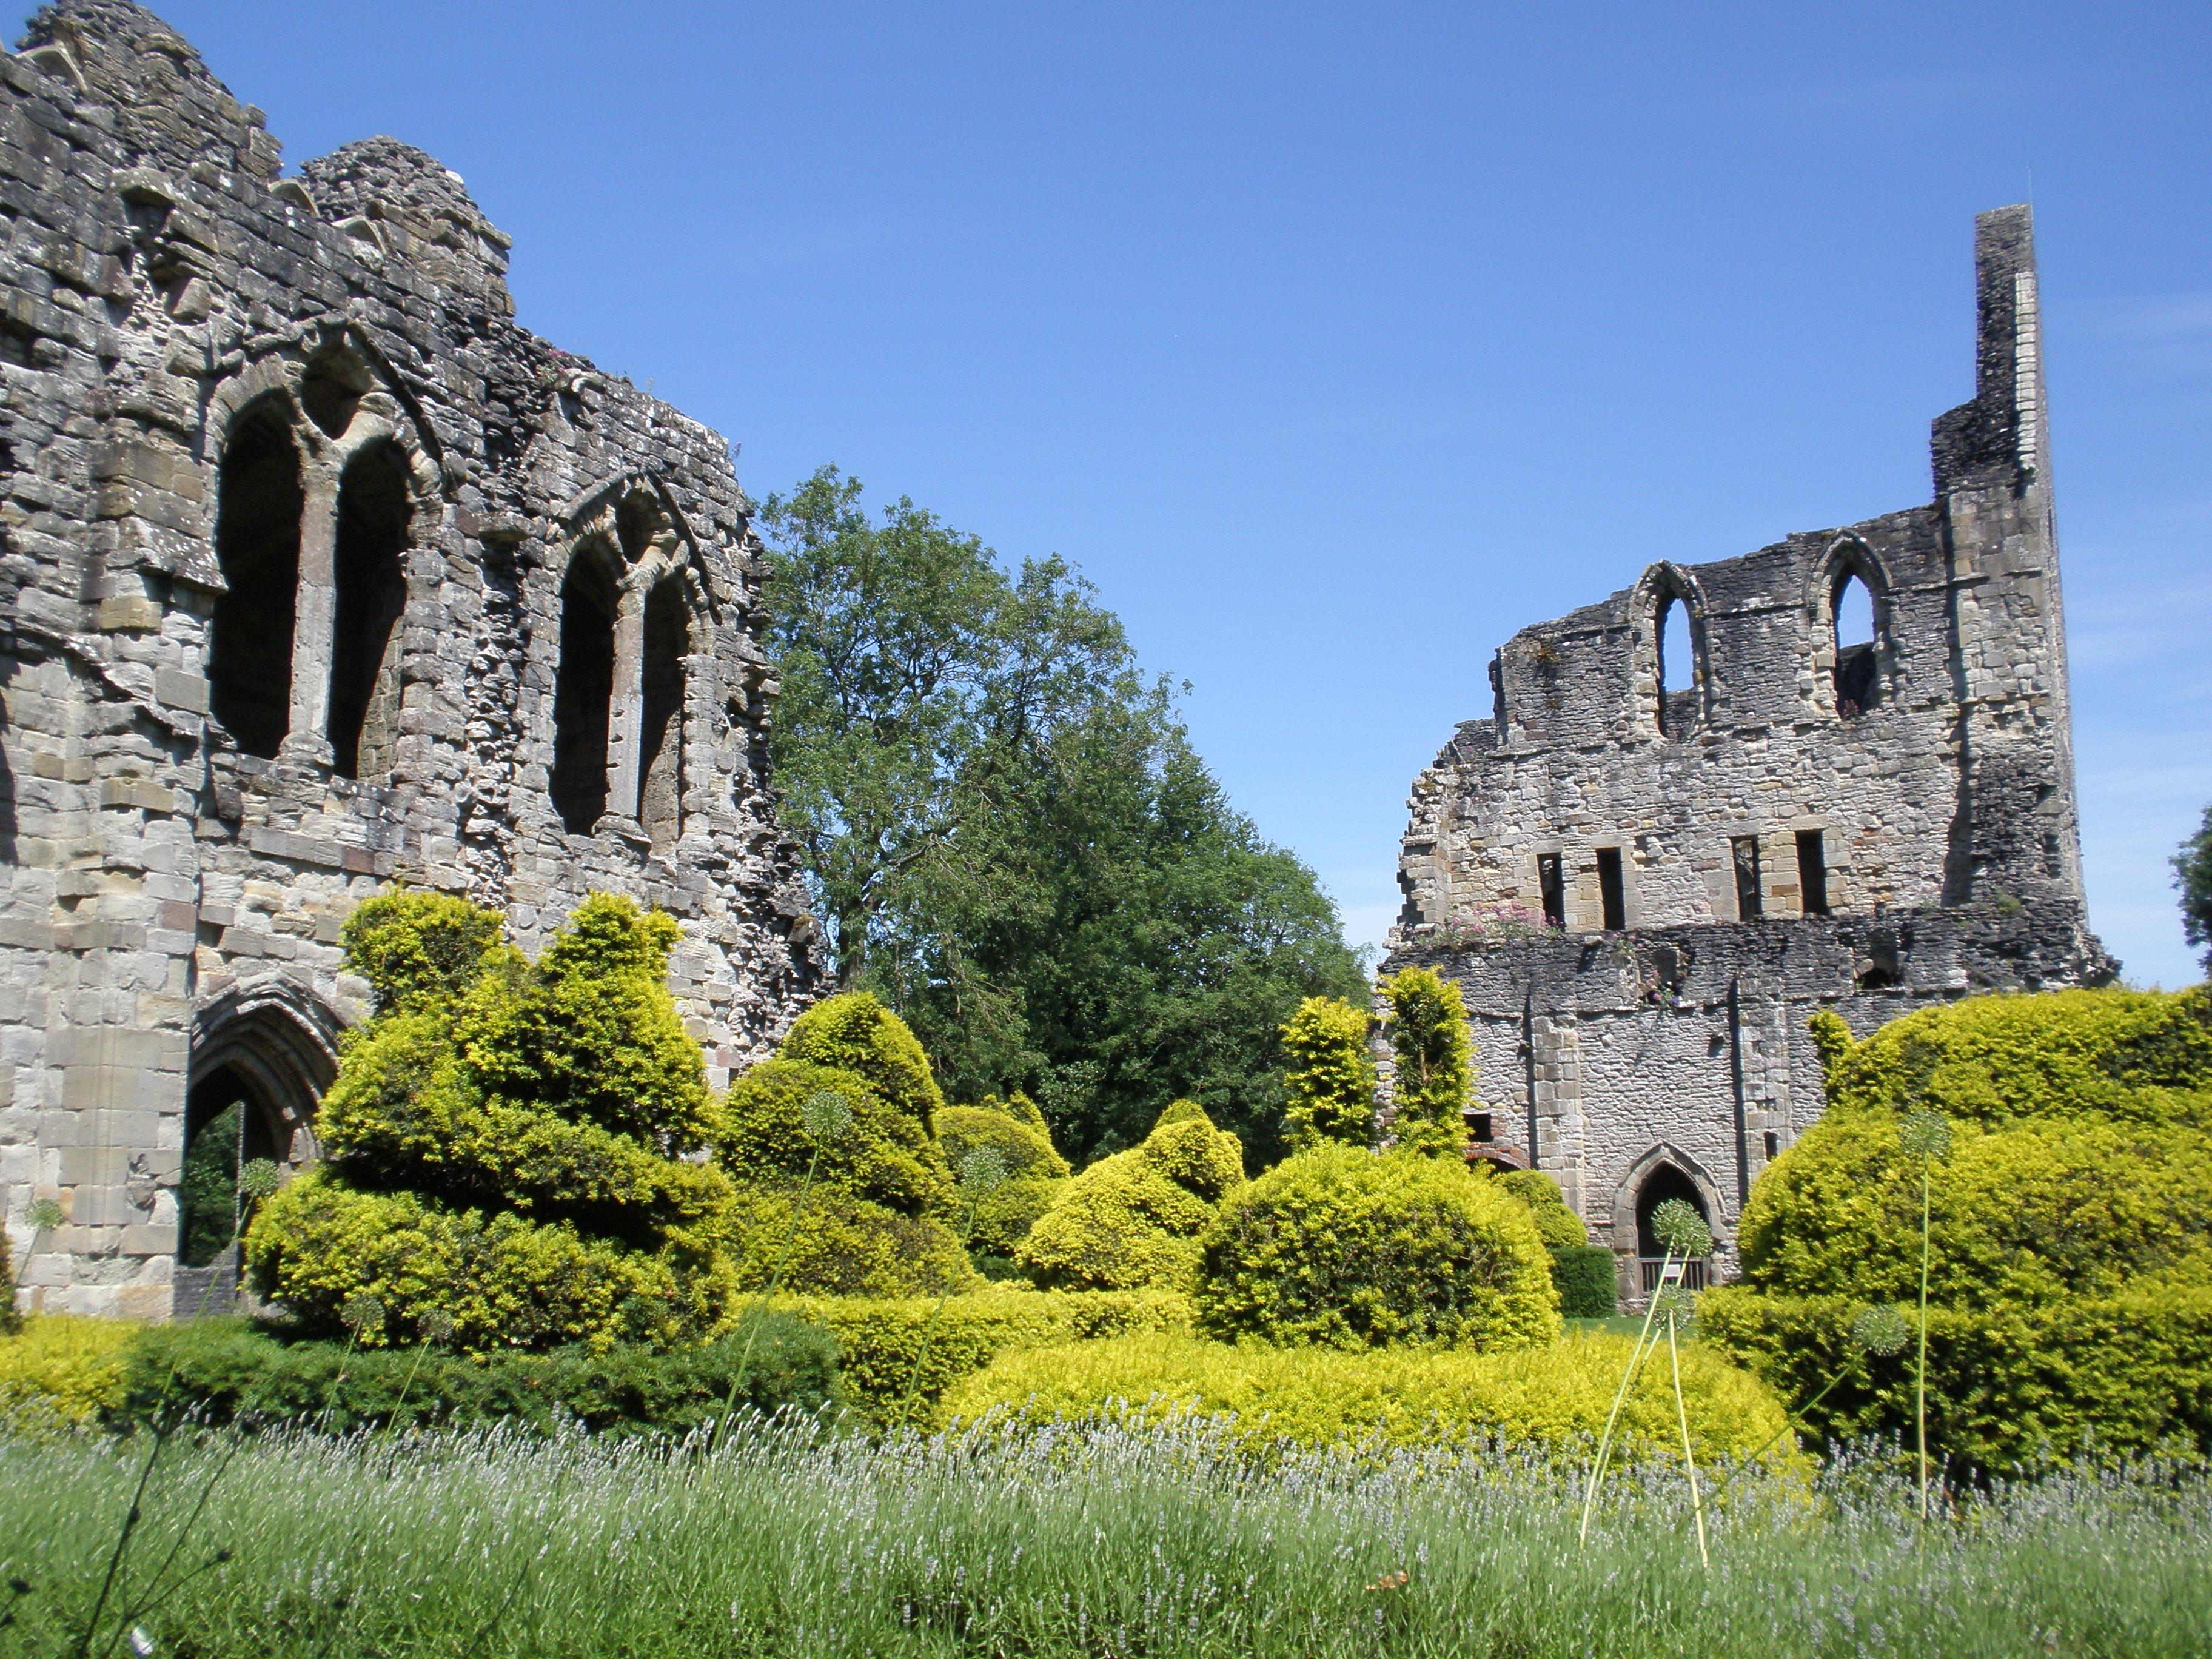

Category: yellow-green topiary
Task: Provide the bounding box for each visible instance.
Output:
[785,1286,1190,1424]
[717,996,970,1298]
[1378,967,1474,1156]
[1279,996,1376,1150]
[0,1314,136,1428]
[779,990,947,1130]
[945,1330,1792,1466]
[1498,1167,1590,1248]
[1196,1142,1560,1351]
[247,892,737,1352]
[936,1096,1070,1256]
[720,1057,956,1221]
[1707,987,2212,1472]
[1017,1101,1243,1291]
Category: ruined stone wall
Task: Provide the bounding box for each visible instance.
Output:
[0,0,821,1318]
[1383,207,2111,1302]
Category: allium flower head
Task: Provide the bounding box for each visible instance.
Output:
[1851,1302,1912,1358]
[1649,1198,1713,1258]
[418,1307,458,1346]
[340,1293,387,1336]
[238,1158,282,1201]
[957,1146,1009,1197]
[1651,1286,1698,1325]
[1897,1110,1953,1162]
[25,1197,64,1231]
[800,1090,853,1144]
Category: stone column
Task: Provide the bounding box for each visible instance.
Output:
[602,572,648,833]
[280,458,341,767]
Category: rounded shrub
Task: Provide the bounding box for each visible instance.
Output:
[1017,1101,1244,1292]
[1195,1143,1560,1352]
[778,990,947,1129]
[247,892,739,1352]
[727,1186,970,1298]
[1496,1167,1589,1247]
[720,1057,956,1220]
[944,1330,1791,1465]
[936,1096,1070,1256]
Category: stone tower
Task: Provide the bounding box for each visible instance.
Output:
[1382,206,2111,1303]
[0,1,822,1318]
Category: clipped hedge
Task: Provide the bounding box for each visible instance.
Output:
[936,1096,1070,1256]
[778,990,947,1128]
[945,1330,1792,1466]
[1700,1282,2212,1473]
[1196,1143,1560,1352]
[728,1187,970,1299]
[1017,1101,1242,1292]
[0,1315,136,1428]
[1279,996,1376,1150]
[720,1056,958,1222]
[1497,1168,1589,1247]
[114,1314,840,1438]
[1549,1246,1620,1318]
[788,1287,1190,1425]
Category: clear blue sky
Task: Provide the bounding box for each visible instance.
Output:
[147,1,2211,986]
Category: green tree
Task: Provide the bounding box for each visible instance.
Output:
[1379,967,1474,1156]
[2177,803,2212,977]
[763,468,1366,1164]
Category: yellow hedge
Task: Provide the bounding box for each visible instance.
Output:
[786,1286,1190,1424]
[1017,1101,1242,1291]
[945,1330,1792,1466]
[0,1314,136,1427]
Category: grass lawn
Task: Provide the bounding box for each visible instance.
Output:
[3,1413,2207,1658]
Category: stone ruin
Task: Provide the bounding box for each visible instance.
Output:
[1381,206,2113,1304]
[0,1,822,1318]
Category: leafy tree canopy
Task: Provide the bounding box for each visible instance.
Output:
[2177,802,2212,978]
[762,466,1365,1165]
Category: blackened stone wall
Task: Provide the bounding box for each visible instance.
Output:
[0,1,821,1318]
[1382,207,2112,1302]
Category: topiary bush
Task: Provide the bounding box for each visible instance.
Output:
[787,1286,1190,1426]
[1279,996,1376,1150]
[1378,967,1473,1156]
[1549,1247,1621,1318]
[1706,987,2212,1472]
[936,1095,1070,1256]
[0,1314,136,1428]
[1017,1101,1243,1292]
[247,891,739,1352]
[718,995,971,1297]
[777,990,947,1128]
[1496,1167,1589,1247]
[115,1313,840,1437]
[1195,1142,1560,1352]
[945,1329,1791,1465]
[1699,1282,2212,1472]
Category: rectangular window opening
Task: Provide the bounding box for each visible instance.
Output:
[1537,853,1566,930]
[1731,836,1763,920]
[1762,1131,1780,1161]
[1596,847,1626,932]
[1796,830,1829,916]
[1468,1111,1493,1143]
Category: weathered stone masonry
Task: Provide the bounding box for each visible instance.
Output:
[1381,206,2112,1303]
[0,1,822,1318]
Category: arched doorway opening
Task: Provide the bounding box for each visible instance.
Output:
[1634,1162,1712,1294]
[175,988,339,1317]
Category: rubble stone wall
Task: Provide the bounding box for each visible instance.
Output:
[0,0,820,1318]
[1383,206,2113,1303]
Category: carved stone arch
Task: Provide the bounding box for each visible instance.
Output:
[1811,535,1893,717]
[188,977,346,1169]
[558,471,733,619]
[1634,562,1710,739]
[1609,1141,1729,1255]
